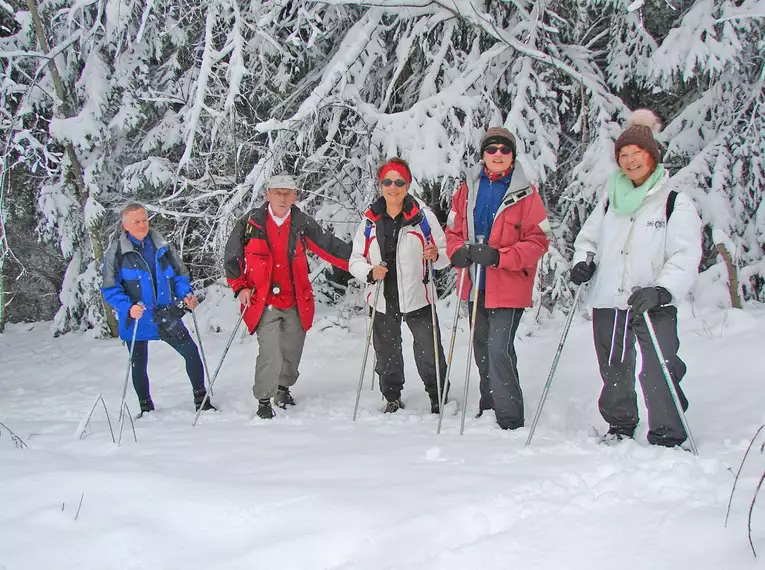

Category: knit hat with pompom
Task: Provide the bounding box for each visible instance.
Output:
[614,109,662,165]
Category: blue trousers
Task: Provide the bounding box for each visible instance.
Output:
[126,332,205,401]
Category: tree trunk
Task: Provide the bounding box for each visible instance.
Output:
[716,243,743,309]
[26,0,118,337]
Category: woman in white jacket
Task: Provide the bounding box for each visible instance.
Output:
[349,158,450,414]
[571,110,702,448]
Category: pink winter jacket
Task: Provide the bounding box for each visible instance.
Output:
[446,164,550,309]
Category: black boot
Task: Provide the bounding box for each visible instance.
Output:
[430,395,447,414]
[273,386,296,409]
[135,398,154,418]
[256,398,275,419]
[194,390,216,411]
[476,398,492,418]
[384,399,404,414]
[602,426,635,444]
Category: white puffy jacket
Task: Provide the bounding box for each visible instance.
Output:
[349,197,449,315]
[573,171,702,309]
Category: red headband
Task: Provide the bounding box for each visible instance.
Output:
[379,162,412,185]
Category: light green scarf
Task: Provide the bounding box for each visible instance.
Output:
[606,164,665,215]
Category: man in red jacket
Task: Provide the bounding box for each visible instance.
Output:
[446,127,550,430]
[224,174,351,419]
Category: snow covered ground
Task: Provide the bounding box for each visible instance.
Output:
[2,289,765,569]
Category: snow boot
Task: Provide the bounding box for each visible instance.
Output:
[273,386,295,409]
[194,390,217,412]
[256,398,276,419]
[384,398,404,414]
[430,395,447,414]
[475,398,492,418]
[136,398,154,418]
[601,426,634,445]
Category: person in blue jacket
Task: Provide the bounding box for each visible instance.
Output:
[101,203,215,415]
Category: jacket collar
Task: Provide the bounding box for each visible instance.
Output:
[119,229,169,254]
[365,194,422,226]
[471,161,530,198]
[249,203,306,233]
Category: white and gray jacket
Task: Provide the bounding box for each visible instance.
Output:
[573,171,703,309]
[350,196,449,315]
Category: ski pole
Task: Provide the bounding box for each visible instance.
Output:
[437,265,466,434]
[353,263,386,421]
[459,235,484,435]
[367,307,377,392]
[119,305,142,423]
[644,312,699,455]
[427,259,444,420]
[369,353,378,391]
[526,252,594,446]
[192,306,247,427]
[189,306,214,397]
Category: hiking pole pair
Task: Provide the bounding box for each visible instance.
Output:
[436,265,466,434]
[192,296,249,426]
[459,235,485,436]
[353,263,386,421]
[526,253,595,446]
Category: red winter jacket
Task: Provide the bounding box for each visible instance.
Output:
[445,164,550,309]
[224,205,351,333]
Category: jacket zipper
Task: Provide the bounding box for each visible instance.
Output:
[131,249,158,305]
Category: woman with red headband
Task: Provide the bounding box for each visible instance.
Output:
[349,158,450,414]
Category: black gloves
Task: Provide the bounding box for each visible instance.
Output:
[451,246,471,268]
[627,286,672,314]
[451,244,500,268]
[470,244,500,267]
[570,261,596,285]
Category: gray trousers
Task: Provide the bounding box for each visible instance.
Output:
[470,291,525,429]
[372,305,447,403]
[253,306,306,400]
[592,306,688,446]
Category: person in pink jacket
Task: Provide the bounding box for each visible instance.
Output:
[446,127,551,430]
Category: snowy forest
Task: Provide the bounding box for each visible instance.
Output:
[0,0,763,335]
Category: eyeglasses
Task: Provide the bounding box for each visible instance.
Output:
[381,179,407,187]
[484,145,513,156]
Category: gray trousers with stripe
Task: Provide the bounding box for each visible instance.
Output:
[253,306,306,400]
[592,306,688,446]
[470,292,525,429]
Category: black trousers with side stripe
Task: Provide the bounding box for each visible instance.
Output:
[470,292,525,429]
[592,306,688,446]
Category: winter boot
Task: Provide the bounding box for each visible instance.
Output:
[430,395,447,414]
[601,426,634,444]
[475,398,492,418]
[384,398,404,414]
[135,398,155,418]
[256,398,276,419]
[194,390,217,412]
[273,386,296,409]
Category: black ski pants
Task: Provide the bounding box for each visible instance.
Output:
[470,291,525,430]
[126,327,205,402]
[593,306,688,446]
[372,305,447,403]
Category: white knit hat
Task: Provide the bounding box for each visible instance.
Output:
[267,173,297,191]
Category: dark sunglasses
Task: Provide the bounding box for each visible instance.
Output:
[381,178,407,187]
[484,145,513,156]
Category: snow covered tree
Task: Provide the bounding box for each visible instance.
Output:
[1,0,763,333]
